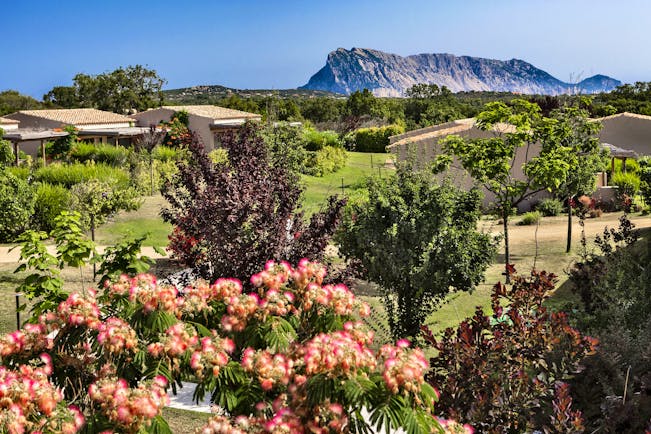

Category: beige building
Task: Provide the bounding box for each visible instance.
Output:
[387,118,547,211]
[597,112,651,156]
[132,105,262,151]
[0,117,20,131]
[3,108,147,154]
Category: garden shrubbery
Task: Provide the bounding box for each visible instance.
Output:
[33,162,131,189]
[536,197,564,216]
[303,128,341,151]
[304,145,348,176]
[33,183,71,233]
[69,142,130,166]
[518,210,542,225]
[352,124,404,152]
[0,169,35,242]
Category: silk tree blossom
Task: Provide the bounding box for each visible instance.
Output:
[57,290,101,329]
[380,340,429,395]
[303,331,377,376]
[190,335,235,379]
[0,355,84,434]
[241,349,294,391]
[97,317,138,355]
[88,375,168,433]
[0,323,53,357]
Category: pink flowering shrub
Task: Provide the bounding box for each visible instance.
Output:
[0,260,465,433]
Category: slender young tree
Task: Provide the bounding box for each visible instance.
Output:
[443,99,582,282]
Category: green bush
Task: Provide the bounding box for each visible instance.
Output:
[33,183,71,232]
[33,162,131,189]
[611,171,641,197]
[68,142,97,162]
[69,143,130,166]
[0,169,35,242]
[152,145,184,162]
[518,211,542,225]
[5,166,30,180]
[353,124,405,153]
[304,146,348,177]
[610,158,639,175]
[535,198,563,216]
[303,129,341,151]
[638,165,651,206]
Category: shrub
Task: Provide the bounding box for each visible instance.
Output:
[425,269,598,433]
[568,216,651,432]
[304,146,348,177]
[5,165,30,180]
[162,125,346,283]
[3,259,452,433]
[93,144,130,166]
[70,143,130,167]
[609,158,639,175]
[33,162,131,189]
[152,145,184,162]
[536,197,563,216]
[337,162,495,340]
[353,124,405,153]
[303,128,341,151]
[638,165,651,206]
[0,137,14,167]
[518,210,542,225]
[33,183,71,232]
[611,171,641,210]
[68,142,97,162]
[46,125,78,160]
[0,169,35,242]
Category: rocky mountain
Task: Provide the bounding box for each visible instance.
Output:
[301,48,621,96]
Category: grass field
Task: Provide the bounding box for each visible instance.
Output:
[301,151,393,214]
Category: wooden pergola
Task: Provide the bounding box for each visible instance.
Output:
[602,142,638,174]
[3,129,69,166]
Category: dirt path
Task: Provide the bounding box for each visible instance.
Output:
[0,245,166,264]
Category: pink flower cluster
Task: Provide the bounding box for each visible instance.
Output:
[380,340,429,394]
[198,415,249,434]
[250,261,292,291]
[0,323,52,358]
[97,317,138,355]
[221,294,259,332]
[437,417,475,434]
[242,349,293,391]
[190,335,235,379]
[108,274,178,313]
[0,355,84,434]
[57,290,101,329]
[303,330,377,376]
[148,323,198,358]
[88,376,169,433]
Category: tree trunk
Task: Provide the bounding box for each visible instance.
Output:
[91,214,96,280]
[566,196,572,253]
[503,209,511,284]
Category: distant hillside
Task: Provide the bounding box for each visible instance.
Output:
[301,48,621,96]
[163,85,342,104]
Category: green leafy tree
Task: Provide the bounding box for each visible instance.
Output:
[0,169,35,242]
[443,99,582,281]
[0,128,14,167]
[546,103,607,252]
[0,90,42,115]
[337,161,495,340]
[44,65,166,113]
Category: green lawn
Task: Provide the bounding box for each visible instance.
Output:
[301,151,393,214]
[95,194,172,247]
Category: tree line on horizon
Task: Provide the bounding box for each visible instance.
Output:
[4,65,651,130]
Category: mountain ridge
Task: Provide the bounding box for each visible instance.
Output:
[301,48,621,96]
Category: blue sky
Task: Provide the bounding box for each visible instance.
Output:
[2,0,650,98]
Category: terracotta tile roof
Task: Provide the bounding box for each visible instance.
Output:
[11,108,134,125]
[162,105,261,120]
[387,118,516,149]
[594,112,651,122]
[0,117,19,125]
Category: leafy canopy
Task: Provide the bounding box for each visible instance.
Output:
[337,161,496,340]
